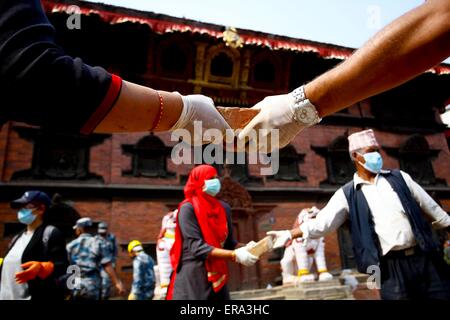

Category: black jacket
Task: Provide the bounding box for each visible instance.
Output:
[0,223,69,300]
[0,0,116,133]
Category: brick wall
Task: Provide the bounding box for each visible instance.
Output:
[1,120,449,293]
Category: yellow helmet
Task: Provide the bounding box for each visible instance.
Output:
[128,240,142,254]
[0,257,3,267]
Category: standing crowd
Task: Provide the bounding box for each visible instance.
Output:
[0,191,156,300]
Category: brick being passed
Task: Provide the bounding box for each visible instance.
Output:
[248,236,273,258]
[217,107,260,130]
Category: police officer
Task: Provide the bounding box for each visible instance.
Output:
[66,218,124,300]
[96,222,118,300]
[127,240,155,300]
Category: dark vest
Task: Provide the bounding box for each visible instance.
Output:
[342,170,438,273]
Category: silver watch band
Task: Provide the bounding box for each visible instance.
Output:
[291,86,321,125]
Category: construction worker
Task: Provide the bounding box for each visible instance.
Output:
[128,240,155,300]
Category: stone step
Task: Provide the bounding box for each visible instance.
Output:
[231,279,354,300]
[283,285,352,300]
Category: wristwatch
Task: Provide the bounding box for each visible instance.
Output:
[290,86,322,126]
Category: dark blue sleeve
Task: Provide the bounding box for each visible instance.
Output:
[0,0,121,133]
[47,227,69,278]
[221,201,239,250]
[178,203,213,261]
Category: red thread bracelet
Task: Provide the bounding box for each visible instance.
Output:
[150,91,164,131]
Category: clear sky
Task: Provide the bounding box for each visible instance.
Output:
[85,0,426,49]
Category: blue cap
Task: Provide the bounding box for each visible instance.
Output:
[73,217,93,230]
[98,222,108,232]
[11,191,51,209]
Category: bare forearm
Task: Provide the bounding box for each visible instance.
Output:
[94,80,183,133]
[104,263,121,285]
[290,228,303,240]
[306,0,450,117]
[208,248,234,260]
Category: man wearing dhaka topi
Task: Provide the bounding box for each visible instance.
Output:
[268,129,450,300]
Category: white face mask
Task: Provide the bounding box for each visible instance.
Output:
[203,178,221,197]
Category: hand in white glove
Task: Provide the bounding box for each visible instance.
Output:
[170,94,231,146]
[245,241,257,250]
[236,94,306,153]
[233,247,259,267]
[266,230,292,249]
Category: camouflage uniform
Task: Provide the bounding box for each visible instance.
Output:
[66,233,112,300]
[96,233,118,299]
[131,251,155,300]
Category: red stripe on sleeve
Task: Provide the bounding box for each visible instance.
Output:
[80,74,122,135]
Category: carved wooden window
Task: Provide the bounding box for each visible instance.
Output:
[312,136,354,186]
[210,52,233,78]
[384,134,445,185]
[268,145,305,181]
[399,135,437,184]
[205,45,240,86]
[370,76,445,132]
[122,134,175,178]
[384,134,443,185]
[11,128,105,182]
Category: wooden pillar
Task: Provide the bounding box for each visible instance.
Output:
[193,42,208,94]
[239,49,251,101]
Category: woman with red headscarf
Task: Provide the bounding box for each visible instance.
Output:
[167,164,258,300]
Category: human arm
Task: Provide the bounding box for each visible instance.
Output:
[0,0,229,138]
[98,239,124,295]
[46,227,69,278]
[15,227,68,283]
[239,0,450,151]
[178,203,257,266]
[103,262,125,295]
[221,202,239,250]
[400,171,450,230]
[305,0,450,116]
[267,190,349,248]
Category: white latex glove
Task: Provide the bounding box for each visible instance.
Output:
[237,94,307,153]
[234,247,259,267]
[266,230,292,249]
[245,241,258,250]
[170,94,232,146]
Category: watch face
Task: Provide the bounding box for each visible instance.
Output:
[296,105,316,124]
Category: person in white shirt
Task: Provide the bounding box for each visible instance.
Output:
[267,129,450,300]
[0,191,68,300]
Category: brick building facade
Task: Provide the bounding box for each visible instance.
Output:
[0,0,449,293]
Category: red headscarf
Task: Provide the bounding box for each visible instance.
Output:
[166,165,229,300]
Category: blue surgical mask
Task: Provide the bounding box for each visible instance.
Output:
[17,208,37,225]
[358,151,383,174]
[203,178,221,197]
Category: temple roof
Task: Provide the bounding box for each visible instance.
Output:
[42,0,450,75]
